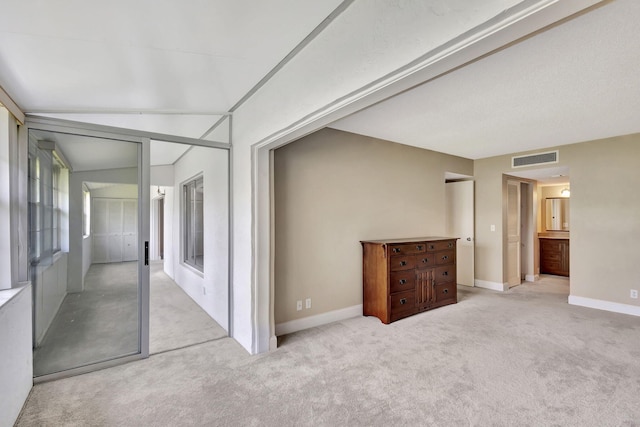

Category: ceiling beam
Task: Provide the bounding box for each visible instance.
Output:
[0,84,25,124]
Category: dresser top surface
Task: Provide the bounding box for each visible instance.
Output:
[361,236,458,245]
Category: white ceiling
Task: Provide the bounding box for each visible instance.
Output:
[2,1,637,166]
[30,129,138,172]
[150,140,191,166]
[330,0,640,160]
[29,129,190,171]
[0,0,343,139]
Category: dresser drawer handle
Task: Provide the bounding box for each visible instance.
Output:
[442,271,448,276]
[392,248,401,253]
[416,245,423,250]
[448,243,453,248]
[442,255,448,260]
[429,245,435,250]
[422,258,429,263]
[443,289,448,294]
[399,261,407,266]
[400,298,407,305]
[399,279,407,285]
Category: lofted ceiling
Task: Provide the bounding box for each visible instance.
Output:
[1,0,636,166]
[0,0,343,140]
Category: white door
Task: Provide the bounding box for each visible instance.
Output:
[92,198,138,263]
[92,198,110,263]
[122,199,138,261]
[506,180,521,287]
[446,181,475,287]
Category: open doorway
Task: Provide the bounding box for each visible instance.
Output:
[147,139,230,355]
[505,166,570,294]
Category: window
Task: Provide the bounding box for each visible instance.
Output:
[183,176,204,271]
[83,189,91,236]
[28,141,68,267]
[52,161,61,253]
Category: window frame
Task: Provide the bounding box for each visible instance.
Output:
[182,175,204,272]
[82,188,91,237]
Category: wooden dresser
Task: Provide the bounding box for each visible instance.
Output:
[540,238,570,276]
[361,237,458,324]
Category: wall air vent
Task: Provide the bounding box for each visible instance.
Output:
[512,150,558,168]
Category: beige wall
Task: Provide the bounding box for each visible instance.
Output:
[274,128,473,324]
[475,134,640,307]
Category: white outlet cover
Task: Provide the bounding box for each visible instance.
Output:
[631,290,638,299]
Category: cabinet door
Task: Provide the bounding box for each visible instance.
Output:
[416,268,435,309]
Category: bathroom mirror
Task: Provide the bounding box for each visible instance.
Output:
[545,198,570,231]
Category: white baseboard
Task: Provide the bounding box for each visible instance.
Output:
[525,274,539,282]
[275,304,363,336]
[568,295,640,317]
[474,279,508,292]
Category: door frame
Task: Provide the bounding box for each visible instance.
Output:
[503,174,537,288]
[24,115,231,381]
[445,179,475,287]
[26,117,150,382]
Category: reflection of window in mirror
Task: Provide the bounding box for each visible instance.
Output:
[545,198,570,231]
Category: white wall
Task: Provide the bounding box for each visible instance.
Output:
[0,108,11,289]
[151,165,174,186]
[163,186,175,280]
[82,235,92,279]
[34,252,68,345]
[168,146,228,330]
[0,285,33,427]
[150,166,174,262]
[68,168,137,292]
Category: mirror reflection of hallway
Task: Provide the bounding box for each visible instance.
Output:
[29,128,145,378]
[148,140,229,354]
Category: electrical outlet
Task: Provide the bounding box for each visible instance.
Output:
[490,224,496,232]
[296,300,302,311]
[305,298,311,309]
[631,289,638,299]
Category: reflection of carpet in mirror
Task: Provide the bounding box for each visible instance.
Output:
[33,262,139,377]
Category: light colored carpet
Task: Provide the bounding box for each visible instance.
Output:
[33,261,227,377]
[18,276,640,426]
[33,262,139,377]
[149,261,227,354]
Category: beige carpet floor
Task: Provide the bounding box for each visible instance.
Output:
[149,261,227,354]
[17,275,640,426]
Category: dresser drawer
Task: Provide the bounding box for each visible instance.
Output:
[541,251,562,261]
[390,271,415,293]
[389,256,415,271]
[427,240,456,252]
[390,290,415,312]
[389,243,427,256]
[434,265,456,284]
[541,260,562,271]
[414,254,434,268]
[434,282,456,303]
[435,250,455,265]
[540,239,562,251]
